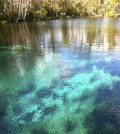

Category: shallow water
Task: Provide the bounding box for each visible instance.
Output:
[0,18,120,134]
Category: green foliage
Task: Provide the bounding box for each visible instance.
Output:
[0,0,120,23]
[75,2,88,17]
[0,13,8,21]
[8,11,18,22]
[33,8,47,20]
[43,2,56,17]
[60,13,66,18]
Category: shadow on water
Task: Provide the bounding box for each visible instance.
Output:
[84,82,120,134]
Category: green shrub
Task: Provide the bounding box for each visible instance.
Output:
[33,8,47,20]
[43,2,56,17]
[26,10,34,21]
[9,11,18,22]
[60,12,66,18]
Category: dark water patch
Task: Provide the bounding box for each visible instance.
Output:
[72,92,89,103]
[0,94,11,134]
[37,88,52,99]
[94,85,113,104]
[84,103,120,134]
[51,79,58,87]
[62,82,70,87]
[0,108,6,121]
[113,96,120,106]
[31,128,49,134]
[62,93,68,104]
[113,81,120,91]
[105,63,120,76]
[0,95,8,120]
[36,79,61,99]
[46,79,61,91]
[75,107,81,114]
[52,92,59,100]
[79,92,90,101]
[84,81,120,134]
[94,83,120,110]
[23,112,35,122]
[90,75,99,83]
[18,84,36,96]
[0,124,10,134]
[43,104,58,116]
[110,81,120,106]
[30,97,45,108]
[90,77,96,83]
[13,105,22,115]
[64,119,77,133]
[49,85,57,90]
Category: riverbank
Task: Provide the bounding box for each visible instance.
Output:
[1,15,120,25]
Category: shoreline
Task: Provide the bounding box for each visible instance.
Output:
[0,16,120,25]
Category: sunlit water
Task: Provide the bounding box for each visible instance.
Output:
[0,18,120,134]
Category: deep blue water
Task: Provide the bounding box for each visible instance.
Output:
[0,18,120,134]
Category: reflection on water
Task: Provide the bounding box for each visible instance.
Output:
[0,18,120,134]
[0,18,120,50]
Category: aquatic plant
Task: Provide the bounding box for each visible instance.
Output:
[31,128,49,134]
[64,119,77,133]
[43,104,58,116]
[84,82,120,134]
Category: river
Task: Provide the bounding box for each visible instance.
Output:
[0,18,120,134]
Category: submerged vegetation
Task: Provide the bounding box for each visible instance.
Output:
[0,0,120,23]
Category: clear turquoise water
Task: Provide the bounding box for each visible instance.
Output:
[0,18,120,134]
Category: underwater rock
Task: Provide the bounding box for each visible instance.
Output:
[43,104,58,116]
[31,128,49,134]
[18,84,36,96]
[64,119,76,133]
[37,88,52,98]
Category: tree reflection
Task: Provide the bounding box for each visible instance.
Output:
[105,19,117,50]
[0,18,120,53]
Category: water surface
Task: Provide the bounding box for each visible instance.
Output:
[0,18,120,134]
